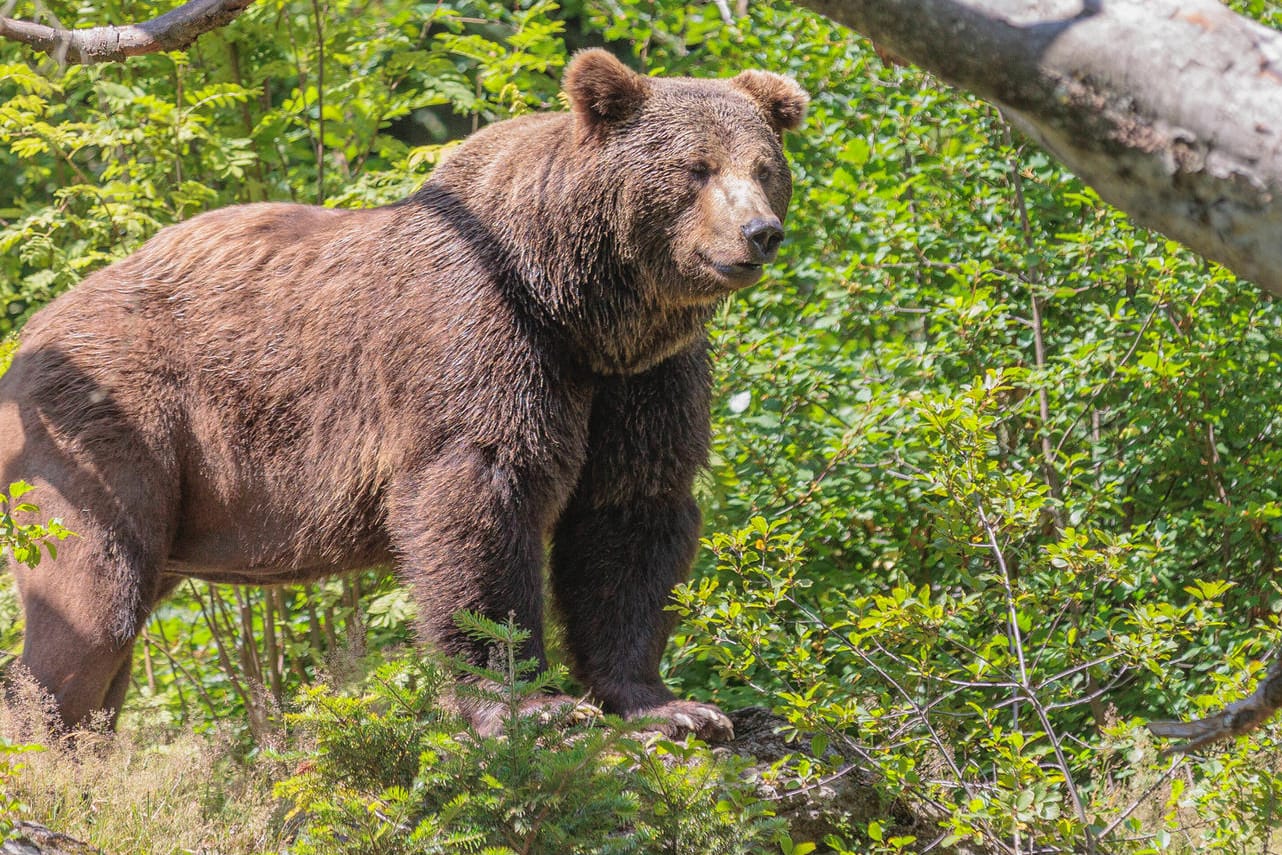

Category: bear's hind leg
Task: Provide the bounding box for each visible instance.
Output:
[10,480,175,733]
[95,578,179,729]
[18,593,138,732]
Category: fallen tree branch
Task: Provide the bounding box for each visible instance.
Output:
[1147,649,1282,754]
[789,0,1282,297]
[0,0,255,64]
[0,820,100,854]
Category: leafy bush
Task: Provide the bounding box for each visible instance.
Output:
[0,739,41,840]
[276,615,780,854]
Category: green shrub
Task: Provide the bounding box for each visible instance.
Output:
[276,614,781,855]
[0,739,41,840]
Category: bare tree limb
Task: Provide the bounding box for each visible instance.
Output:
[1147,649,1282,754]
[0,0,255,64]
[789,0,1282,297]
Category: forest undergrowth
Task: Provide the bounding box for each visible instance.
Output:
[5,0,1282,851]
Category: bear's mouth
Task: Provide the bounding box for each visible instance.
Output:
[701,255,765,286]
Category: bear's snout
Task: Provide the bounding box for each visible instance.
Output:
[741,216,784,263]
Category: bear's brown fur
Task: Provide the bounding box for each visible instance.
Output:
[1,49,806,739]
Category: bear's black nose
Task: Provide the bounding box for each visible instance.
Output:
[742,217,784,262]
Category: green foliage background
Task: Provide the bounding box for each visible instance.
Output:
[3,0,1282,851]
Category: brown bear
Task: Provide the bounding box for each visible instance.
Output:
[0,49,806,740]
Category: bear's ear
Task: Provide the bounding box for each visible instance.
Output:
[731,70,809,135]
[564,48,650,137]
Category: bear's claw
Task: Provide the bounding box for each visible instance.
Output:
[629,699,735,742]
[471,693,602,737]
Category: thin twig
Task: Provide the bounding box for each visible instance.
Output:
[310,0,325,205]
[976,497,1097,855]
[1002,120,1064,530]
[1095,755,1185,839]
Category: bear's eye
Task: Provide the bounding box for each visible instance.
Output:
[754,162,775,182]
[687,161,714,182]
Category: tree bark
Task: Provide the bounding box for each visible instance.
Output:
[1147,648,1282,754]
[0,0,254,64]
[1,821,100,854]
[790,0,1282,298]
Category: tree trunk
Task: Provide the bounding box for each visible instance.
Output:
[790,0,1282,297]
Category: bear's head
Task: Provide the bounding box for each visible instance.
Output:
[563,49,808,304]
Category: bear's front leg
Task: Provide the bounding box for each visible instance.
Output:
[388,444,584,736]
[549,344,733,742]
